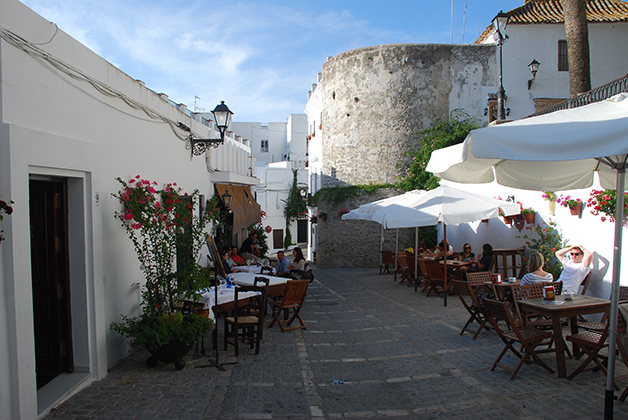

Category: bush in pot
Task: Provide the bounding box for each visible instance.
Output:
[110,176,217,368]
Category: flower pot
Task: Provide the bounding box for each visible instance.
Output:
[524,212,536,224]
[569,202,583,216]
[549,200,556,216]
[146,340,194,369]
[321,215,327,221]
[503,216,513,225]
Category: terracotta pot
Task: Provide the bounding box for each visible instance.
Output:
[524,212,536,224]
[321,215,327,221]
[503,216,512,225]
[569,202,582,216]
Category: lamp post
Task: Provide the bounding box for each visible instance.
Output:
[528,59,541,89]
[182,101,234,157]
[493,11,510,121]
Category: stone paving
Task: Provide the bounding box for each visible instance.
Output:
[44,268,628,419]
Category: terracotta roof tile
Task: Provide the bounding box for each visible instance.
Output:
[475,0,628,43]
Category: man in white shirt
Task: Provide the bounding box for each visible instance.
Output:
[556,245,592,294]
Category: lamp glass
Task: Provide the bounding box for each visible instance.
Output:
[222,190,233,209]
[528,59,540,74]
[212,101,233,131]
[493,11,509,34]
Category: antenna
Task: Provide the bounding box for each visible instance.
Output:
[450,0,454,44]
[194,96,201,112]
[462,0,467,44]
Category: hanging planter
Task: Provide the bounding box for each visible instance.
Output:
[557,195,584,218]
[521,207,536,224]
[503,215,513,225]
[319,212,327,222]
[543,191,557,216]
[569,202,583,217]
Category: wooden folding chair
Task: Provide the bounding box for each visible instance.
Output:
[422,260,451,297]
[268,280,309,332]
[453,280,491,339]
[577,286,628,332]
[380,251,395,275]
[224,285,267,356]
[566,322,610,381]
[398,254,417,287]
[483,298,555,380]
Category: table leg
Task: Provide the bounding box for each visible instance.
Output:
[552,315,567,378]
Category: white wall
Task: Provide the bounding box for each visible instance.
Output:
[0,1,256,417]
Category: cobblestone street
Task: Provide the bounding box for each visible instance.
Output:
[44,268,628,419]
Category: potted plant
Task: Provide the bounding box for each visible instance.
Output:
[587,189,628,225]
[110,176,216,369]
[310,215,318,224]
[521,207,536,224]
[557,195,584,217]
[319,212,327,222]
[337,208,349,219]
[542,191,557,215]
[0,199,14,244]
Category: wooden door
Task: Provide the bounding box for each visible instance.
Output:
[30,179,73,389]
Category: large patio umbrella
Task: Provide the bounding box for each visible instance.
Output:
[344,185,520,301]
[426,93,628,418]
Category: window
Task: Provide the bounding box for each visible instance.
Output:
[558,40,569,72]
[261,139,268,153]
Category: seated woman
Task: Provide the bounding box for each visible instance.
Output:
[288,247,307,279]
[458,243,475,262]
[221,249,241,274]
[521,252,553,285]
[458,243,493,277]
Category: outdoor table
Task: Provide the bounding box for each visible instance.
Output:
[235,265,276,275]
[518,295,610,378]
[199,287,260,321]
[439,259,474,281]
[493,279,521,301]
[230,272,289,298]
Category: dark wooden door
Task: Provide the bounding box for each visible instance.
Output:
[30,179,73,389]
[297,220,307,243]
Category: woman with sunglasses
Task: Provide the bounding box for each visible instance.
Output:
[458,243,475,262]
[555,245,592,294]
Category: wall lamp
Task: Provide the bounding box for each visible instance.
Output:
[182,101,233,157]
[222,190,232,209]
[528,59,540,90]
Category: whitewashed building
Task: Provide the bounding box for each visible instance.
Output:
[0,1,259,418]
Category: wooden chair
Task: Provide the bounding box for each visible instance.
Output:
[579,272,592,295]
[483,298,555,380]
[224,285,267,356]
[269,280,309,332]
[452,280,490,339]
[380,251,395,275]
[290,263,315,282]
[422,260,451,297]
[566,323,610,381]
[260,265,273,275]
[578,286,628,332]
[511,283,546,327]
[397,253,417,287]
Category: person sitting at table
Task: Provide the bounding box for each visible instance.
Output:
[555,245,592,294]
[458,243,475,262]
[458,243,493,277]
[275,250,291,277]
[521,252,553,285]
[288,247,307,279]
[230,246,246,266]
[221,249,241,274]
[239,232,260,260]
[429,239,453,260]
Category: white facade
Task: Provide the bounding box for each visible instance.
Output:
[229,115,308,253]
[480,22,628,121]
[0,1,258,418]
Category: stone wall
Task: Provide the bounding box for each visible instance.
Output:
[317,43,494,268]
[316,189,432,269]
[321,43,494,188]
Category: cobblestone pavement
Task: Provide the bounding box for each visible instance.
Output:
[44,268,628,419]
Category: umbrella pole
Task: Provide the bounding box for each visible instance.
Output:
[604,167,625,420]
[443,224,448,307]
[415,227,419,292]
[380,225,383,274]
[394,229,399,282]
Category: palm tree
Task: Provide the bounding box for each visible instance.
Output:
[562,0,591,96]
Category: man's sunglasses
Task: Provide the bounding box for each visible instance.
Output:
[571,252,582,256]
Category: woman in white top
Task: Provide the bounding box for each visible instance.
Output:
[288,247,307,278]
[521,252,553,285]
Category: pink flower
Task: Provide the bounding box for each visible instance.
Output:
[131,223,141,230]
[123,213,133,221]
[135,175,140,179]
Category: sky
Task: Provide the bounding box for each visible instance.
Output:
[19,0,523,123]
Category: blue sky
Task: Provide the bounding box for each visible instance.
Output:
[20,0,523,122]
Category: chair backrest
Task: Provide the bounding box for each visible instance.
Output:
[512,283,545,301]
[544,281,563,295]
[281,280,309,306]
[466,271,493,286]
[260,265,273,275]
[254,276,270,286]
[424,260,445,279]
[619,286,628,302]
[381,251,395,265]
[579,272,592,295]
[234,285,267,318]
[453,280,471,296]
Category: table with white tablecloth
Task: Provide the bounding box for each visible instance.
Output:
[233,265,276,275]
[230,272,289,297]
[199,287,260,322]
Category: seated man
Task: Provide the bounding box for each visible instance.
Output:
[275,250,291,277]
[239,232,260,260]
[556,245,592,294]
[230,246,246,266]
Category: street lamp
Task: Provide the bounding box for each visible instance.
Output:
[221,190,233,209]
[182,101,234,157]
[528,59,541,89]
[492,11,510,121]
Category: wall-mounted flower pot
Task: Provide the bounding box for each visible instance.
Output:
[524,212,536,224]
[503,216,513,225]
[569,202,583,217]
[549,200,556,216]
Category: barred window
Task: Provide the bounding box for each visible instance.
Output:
[261,139,268,153]
[558,40,569,72]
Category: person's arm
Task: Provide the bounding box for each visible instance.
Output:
[555,247,570,261]
[447,245,453,257]
[580,246,593,267]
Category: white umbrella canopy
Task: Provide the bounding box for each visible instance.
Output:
[370,185,521,228]
[426,93,628,418]
[341,189,427,222]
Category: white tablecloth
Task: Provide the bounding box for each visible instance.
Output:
[234,265,276,275]
[199,287,260,322]
[230,272,289,287]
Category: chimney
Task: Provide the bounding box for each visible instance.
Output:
[317,72,322,84]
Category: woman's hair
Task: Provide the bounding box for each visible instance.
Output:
[482,243,493,256]
[293,247,304,262]
[528,252,545,272]
[221,249,229,258]
[462,243,472,254]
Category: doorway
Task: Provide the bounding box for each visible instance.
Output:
[30,178,74,389]
[297,219,307,243]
